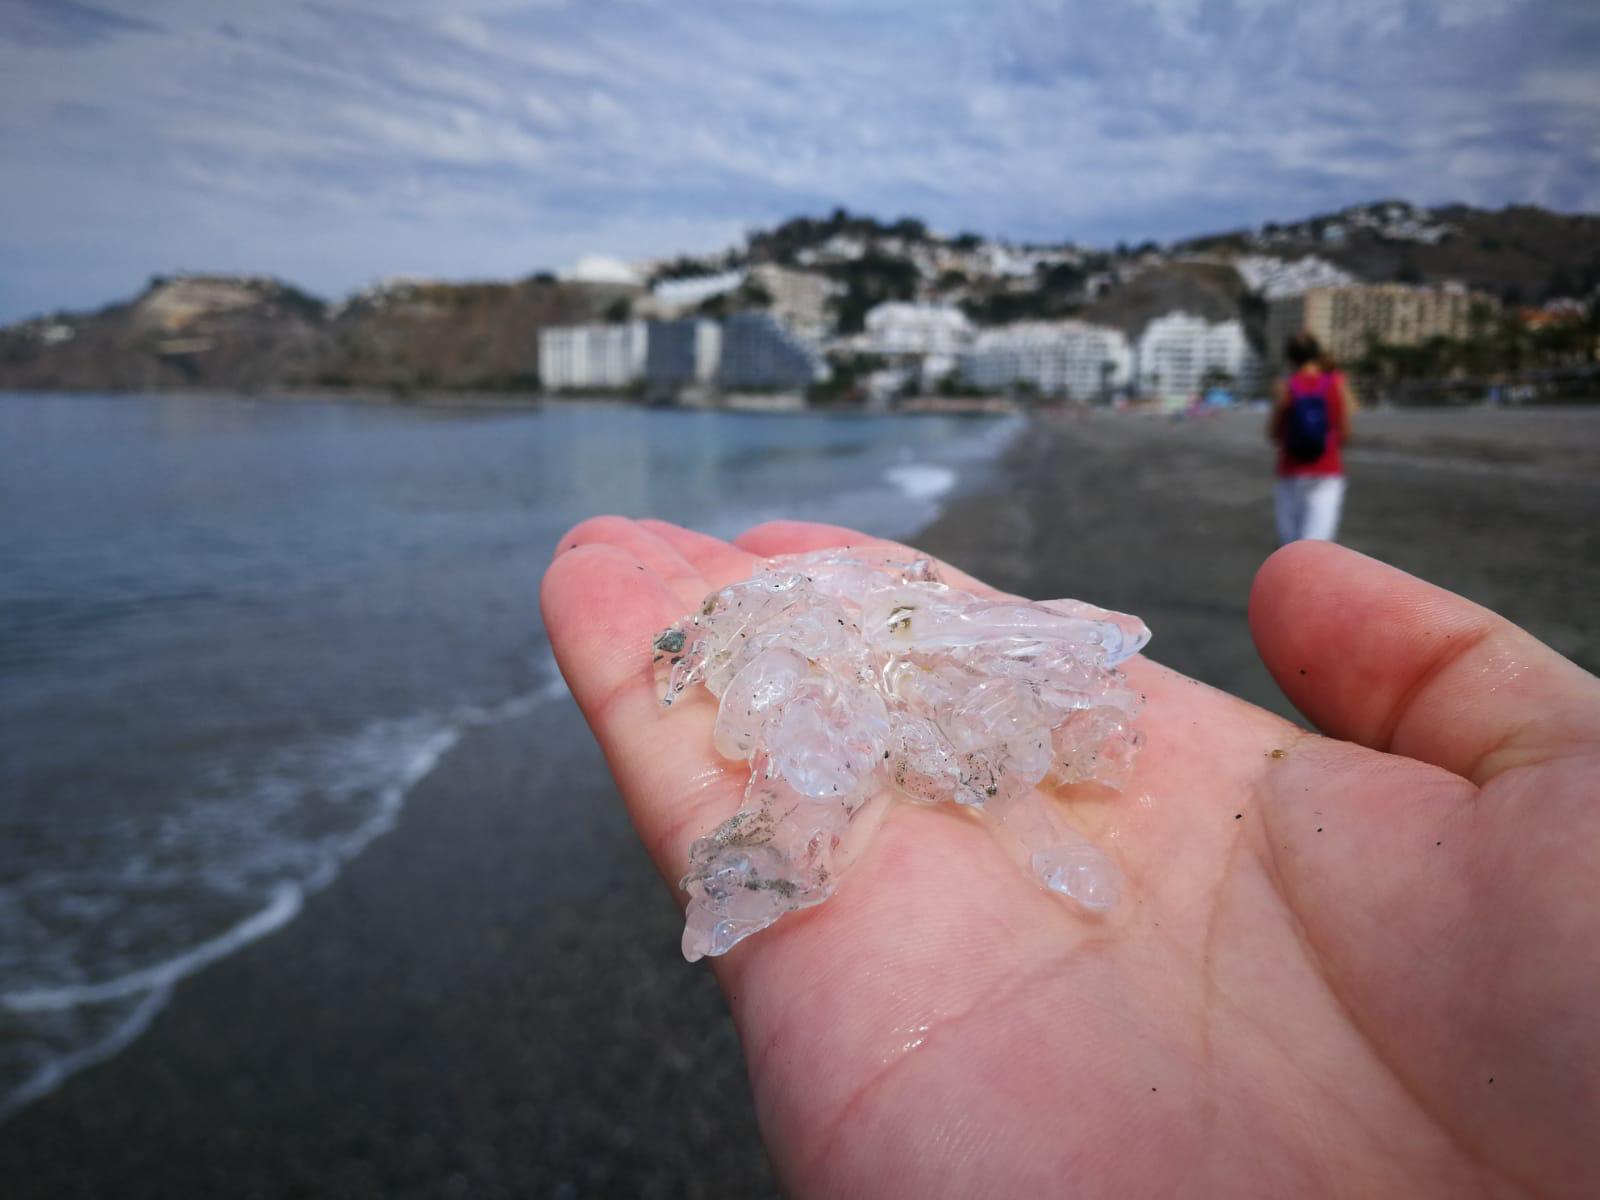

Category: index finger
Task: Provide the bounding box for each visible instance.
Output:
[733,520,1007,597]
[540,526,755,881]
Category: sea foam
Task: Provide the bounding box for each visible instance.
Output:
[0,669,571,1123]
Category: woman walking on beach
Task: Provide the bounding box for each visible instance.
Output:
[1269,332,1351,543]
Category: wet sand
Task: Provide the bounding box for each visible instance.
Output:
[2,406,1595,1197]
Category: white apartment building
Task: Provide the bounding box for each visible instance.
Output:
[863,302,974,357]
[1232,255,1357,300]
[650,270,745,313]
[1136,313,1261,403]
[959,320,1133,400]
[538,321,649,391]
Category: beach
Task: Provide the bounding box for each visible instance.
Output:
[922,404,1600,718]
[2,403,1596,1197]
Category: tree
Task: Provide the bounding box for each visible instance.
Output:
[738,280,774,309]
[890,217,928,242]
[1038,262,1087,294]
[825,252,919,333]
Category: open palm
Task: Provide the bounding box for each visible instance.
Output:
[542,517,1600,1198]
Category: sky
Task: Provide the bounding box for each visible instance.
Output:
[2,0,1598,322]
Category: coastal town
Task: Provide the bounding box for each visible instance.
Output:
[537,201,1591,409]
[539,279,1490,410]
[3,200,1597,407]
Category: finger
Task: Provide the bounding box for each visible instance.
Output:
[553,516,710,610]
[541,544,747,883]
[733,519,879,557]
[1249,541,1600,785]
[733,520,1001,596]
[636,519,759,588]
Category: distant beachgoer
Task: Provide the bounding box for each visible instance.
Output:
[1269,332,1351,544]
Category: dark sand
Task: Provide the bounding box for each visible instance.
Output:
[3,406,1596,1197]
[921,405,1600,719]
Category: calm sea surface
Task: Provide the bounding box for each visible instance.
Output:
[0,391,1020,1117]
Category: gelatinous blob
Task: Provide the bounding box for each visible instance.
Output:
[713,648,809,761]
[655,548,1150,960]
[1031,842,1123,913]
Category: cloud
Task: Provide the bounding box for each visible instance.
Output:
[0,0,1595,321]
[0,0,162,49]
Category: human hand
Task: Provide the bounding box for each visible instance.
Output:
[542,518,1600,1197]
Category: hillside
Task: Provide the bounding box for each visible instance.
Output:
[0,275,636,394]
[1078,261,1251,339]
[1178,200,1600,305]
[319,279,635,392]
[2,200,1595,396]
[0,276,328,393]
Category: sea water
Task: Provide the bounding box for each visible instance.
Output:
[0,391,1020,1118]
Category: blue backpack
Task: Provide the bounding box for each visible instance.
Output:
[1284,377,1331,463]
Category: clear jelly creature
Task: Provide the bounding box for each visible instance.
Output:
[654,548,1151,961]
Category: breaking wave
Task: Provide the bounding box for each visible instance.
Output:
[0,670,571,1123]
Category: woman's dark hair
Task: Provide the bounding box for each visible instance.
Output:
[1285,331,1322,368]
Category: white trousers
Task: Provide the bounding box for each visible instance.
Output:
[1274,476,1346,544]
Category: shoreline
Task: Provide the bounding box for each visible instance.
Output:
[9,385,1598,425]
[1,406,1595,1195]
[0,386,1029,418]
[0,696,779,1198]
[915,406,1599,709]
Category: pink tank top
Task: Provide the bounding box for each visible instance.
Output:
[1277,371,1344,477]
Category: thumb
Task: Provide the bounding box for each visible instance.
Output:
[1248,541,1600,786]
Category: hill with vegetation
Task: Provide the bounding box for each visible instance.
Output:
[1177,200,1600,306]
[2,200,1595,395]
